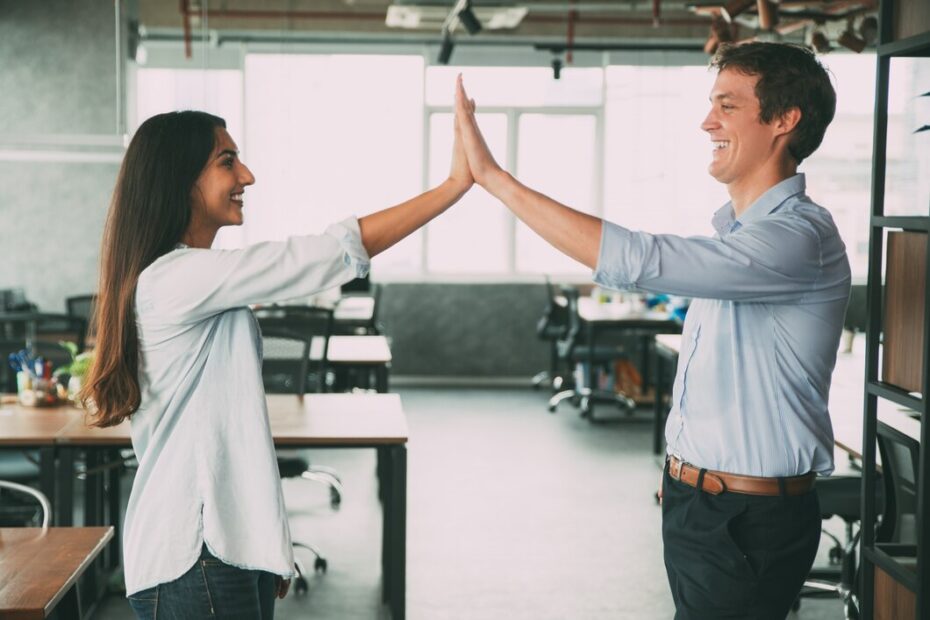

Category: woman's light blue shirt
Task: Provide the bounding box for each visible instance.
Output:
[123,218,370,596]
[594,174,851,477]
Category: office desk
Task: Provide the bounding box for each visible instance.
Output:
[53,393,410,620]
[0,526,112,620]
[574,297,681,419]
[333,295,376,334]
[0,405,77,510]
[651,334,921,460]
[315,335,392,393]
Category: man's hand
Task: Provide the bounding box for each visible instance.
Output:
[657,469,664,505]
[454,74,505,190]
[275,576,291,599]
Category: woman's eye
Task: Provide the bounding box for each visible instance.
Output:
[222,158,234,168]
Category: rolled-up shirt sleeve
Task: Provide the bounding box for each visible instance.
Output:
[594,216,825,303]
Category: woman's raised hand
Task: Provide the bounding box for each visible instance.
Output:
[454,74,505,190]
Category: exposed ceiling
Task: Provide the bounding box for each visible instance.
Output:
[135,0,880,59]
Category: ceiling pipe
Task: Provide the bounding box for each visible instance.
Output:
[756,0,778,30]
[180,0,192,59]
[566,0,577,64]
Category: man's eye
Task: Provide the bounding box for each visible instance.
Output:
[222,158,234,168]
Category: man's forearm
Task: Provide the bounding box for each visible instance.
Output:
[485,170,603,270]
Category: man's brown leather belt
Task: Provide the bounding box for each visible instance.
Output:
[667,456,816,497]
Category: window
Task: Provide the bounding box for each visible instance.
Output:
[133,50,877,281]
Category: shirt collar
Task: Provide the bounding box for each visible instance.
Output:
[711,173,806,236]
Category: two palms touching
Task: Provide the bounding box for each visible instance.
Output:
[449,75,504,192]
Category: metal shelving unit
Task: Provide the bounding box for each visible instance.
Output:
[860,1,930,618]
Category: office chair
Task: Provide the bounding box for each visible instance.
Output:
[0,313,87,354]
[257,320,339,595]
[548,286,635,414]
[0,480,51,528]
[66,294,97,334]
[796,474,883,618]
[531,277,570,391]
[875,420,919,546]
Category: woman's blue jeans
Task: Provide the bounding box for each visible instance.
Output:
[128,545,277,619]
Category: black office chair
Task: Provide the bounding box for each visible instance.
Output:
[66,294,97,332]
[340,273,371,295]
[797,474,883,618]
[532,277,570,391]
[548,285,635,414]
[875,420,919,546]
[0,313,87,354]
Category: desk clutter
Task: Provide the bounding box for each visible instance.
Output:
[0,286,408,618]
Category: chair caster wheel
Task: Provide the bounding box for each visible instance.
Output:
[314,557,328,573]
[547,404,557,413]
[330,488,342,508]
[791,598,801,612]
[829,547,843,564]
[295,576,309,595]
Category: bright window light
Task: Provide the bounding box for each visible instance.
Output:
[515,114,598,275]
[243,54,424,274]
[426,66,603,108]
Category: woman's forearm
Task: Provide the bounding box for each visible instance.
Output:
[359,179,469,258]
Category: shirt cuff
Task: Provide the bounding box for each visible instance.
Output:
[324,217,371,279]
[593,220,660,290]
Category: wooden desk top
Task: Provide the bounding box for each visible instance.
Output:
[0,526,113,620]
[334,296,375,322]
[32,393,406,448]
[651,333,922,459]
[267,394,407,446]
[313,335,392,364]
[0,405,81,446]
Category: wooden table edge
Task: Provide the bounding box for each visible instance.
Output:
[41,526,114,618]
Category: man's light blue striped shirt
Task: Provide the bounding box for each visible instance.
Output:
[594,174,851,477]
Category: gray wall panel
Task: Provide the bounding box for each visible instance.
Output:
[379,283,550,378]
[0,161,115,311]
[0,0,119,135]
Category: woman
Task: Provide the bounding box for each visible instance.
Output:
[82,110,472,618]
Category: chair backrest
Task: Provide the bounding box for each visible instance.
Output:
[259,326,312,394]
[256,306,333,393]
[876,420,920,544]
[66,294,97,325]
[341,273,371,294]
[0,480,50,528]
[554,285,582,358]
[843,284,868,334]
[537,277,570,340]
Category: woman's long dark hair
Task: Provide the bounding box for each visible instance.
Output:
[82,111,226,427]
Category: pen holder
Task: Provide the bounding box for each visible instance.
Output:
[16,372,62,407]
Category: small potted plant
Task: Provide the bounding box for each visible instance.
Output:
[53,342,94,404]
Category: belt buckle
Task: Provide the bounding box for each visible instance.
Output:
[670,454,685,482]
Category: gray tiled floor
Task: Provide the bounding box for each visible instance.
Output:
[92,387,847,619]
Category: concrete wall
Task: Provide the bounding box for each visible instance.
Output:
[0,0,122,313]
[379,282,550,379]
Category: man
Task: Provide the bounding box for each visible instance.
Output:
[454,42,850,619]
